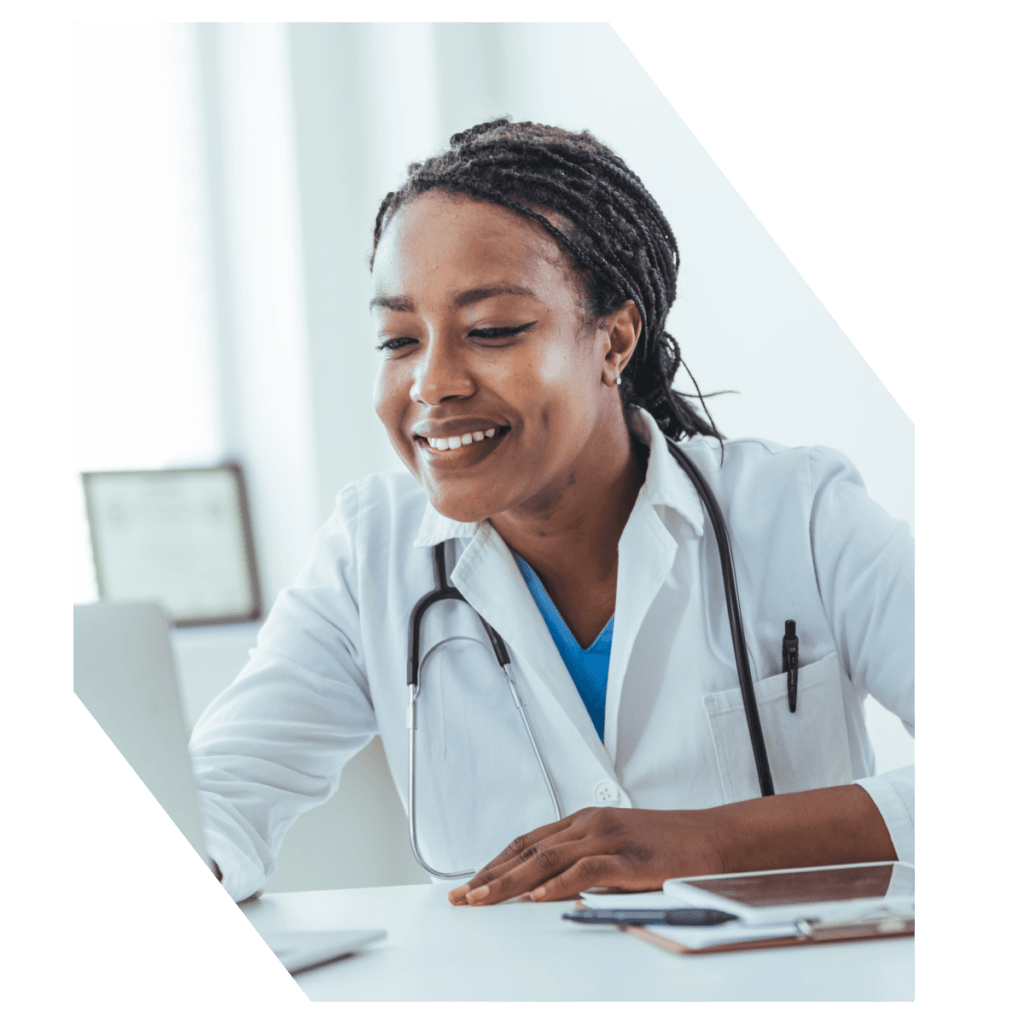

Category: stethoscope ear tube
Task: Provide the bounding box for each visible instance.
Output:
[407,542,462,688]
[667,441,776,798]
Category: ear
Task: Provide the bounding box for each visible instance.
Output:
[600,300,643,386]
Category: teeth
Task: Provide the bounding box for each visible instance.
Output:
[426,428,502,450]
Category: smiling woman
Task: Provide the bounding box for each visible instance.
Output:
[370,191,645,648]
[189,119,914,907]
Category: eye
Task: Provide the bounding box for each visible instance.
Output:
[376,337,417,353]
[468,320,538,341]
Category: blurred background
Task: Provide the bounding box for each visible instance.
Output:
[74,22,914,893]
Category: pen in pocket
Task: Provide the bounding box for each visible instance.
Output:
[783,619,799,713]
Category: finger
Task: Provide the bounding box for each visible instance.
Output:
[463,837,593,906]
[463,816,577,890]
[449,818,577,905]
[447,880,475,905]
[527,854,629,903]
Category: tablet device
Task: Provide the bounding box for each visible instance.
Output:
[663,861,914,926]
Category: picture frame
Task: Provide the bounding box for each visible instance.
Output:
[82,463,262,627]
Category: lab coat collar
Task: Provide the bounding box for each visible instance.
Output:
[412,407,706,548]
[631,408,706,538]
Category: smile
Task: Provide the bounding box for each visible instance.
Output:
[415,425,511,456]
[428,428,495,451]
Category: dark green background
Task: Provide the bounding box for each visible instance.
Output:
[16,0,1015,1015]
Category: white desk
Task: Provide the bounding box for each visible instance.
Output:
[239,882,914,1001]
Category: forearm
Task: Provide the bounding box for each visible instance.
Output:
[707,784,898,875]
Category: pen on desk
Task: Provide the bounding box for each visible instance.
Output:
[562,908,738,927]
[783,619,799,713]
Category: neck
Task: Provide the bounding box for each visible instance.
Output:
[488,415,646,644]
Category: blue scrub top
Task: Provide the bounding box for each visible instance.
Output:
[513,553,613,742]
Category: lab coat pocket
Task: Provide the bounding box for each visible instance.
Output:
[703,652,853,803]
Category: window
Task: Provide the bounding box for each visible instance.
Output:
[74,24,222,601]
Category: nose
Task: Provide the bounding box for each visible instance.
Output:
[409,333,475,406]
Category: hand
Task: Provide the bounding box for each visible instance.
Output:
[447,806,725,906]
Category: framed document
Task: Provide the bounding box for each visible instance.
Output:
[82,464,262,626]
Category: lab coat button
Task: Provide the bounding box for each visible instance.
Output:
[592,780,621,805]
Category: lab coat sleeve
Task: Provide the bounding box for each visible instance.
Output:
[189,485,378,902]
[807,448,915,863]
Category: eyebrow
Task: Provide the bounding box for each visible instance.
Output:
[369,283,540,312]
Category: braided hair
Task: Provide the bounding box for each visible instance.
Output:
[370,118,723,442]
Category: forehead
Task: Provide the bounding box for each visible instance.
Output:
[371,192,579,305]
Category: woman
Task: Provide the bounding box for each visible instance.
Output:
[190,120,913,906]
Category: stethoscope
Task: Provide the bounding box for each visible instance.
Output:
[406,440,776,880]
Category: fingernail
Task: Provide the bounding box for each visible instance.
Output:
[467,885,489,903]
[531,886,546,901]
[449,884,470,898]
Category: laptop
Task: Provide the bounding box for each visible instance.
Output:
[73,600,386,974]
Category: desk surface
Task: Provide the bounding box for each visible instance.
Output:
[240,882,914,1001]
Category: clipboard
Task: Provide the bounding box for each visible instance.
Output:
[572,901,914,955]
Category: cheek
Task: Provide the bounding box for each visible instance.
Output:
[513,340,596,428]
[371,364,387,419]
[501,338,582,405]
[373,364,410,447]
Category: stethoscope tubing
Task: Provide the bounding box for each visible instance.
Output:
[666,441,775,797]
[406,543,563,879]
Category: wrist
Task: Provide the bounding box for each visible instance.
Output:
[659,807,730,878]
[693,804,732,876]
[702,785,898,876]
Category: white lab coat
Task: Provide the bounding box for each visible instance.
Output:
[190,410,914,903]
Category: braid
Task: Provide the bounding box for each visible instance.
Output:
[370,118,723,443]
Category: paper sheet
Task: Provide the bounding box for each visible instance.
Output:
[641,921,800,950]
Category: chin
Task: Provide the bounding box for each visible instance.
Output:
[425,495,492,524]
[421,482,505,525]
